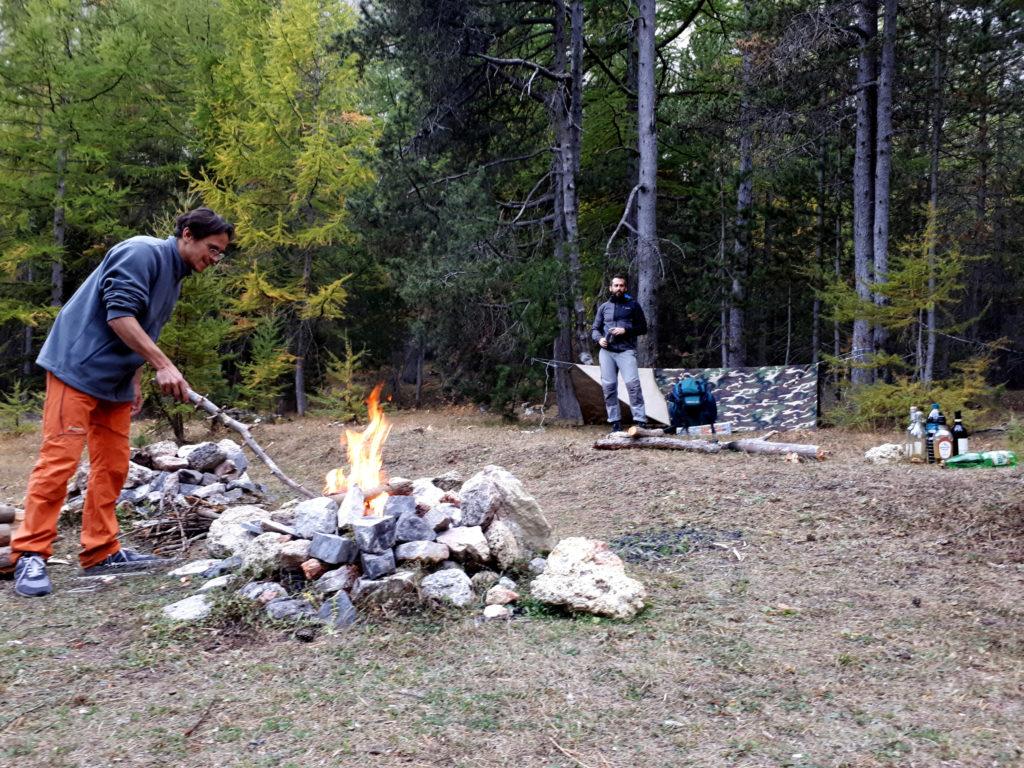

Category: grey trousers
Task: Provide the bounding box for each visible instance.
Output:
[599,348,646,423]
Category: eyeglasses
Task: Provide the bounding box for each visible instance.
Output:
[205,243,229,262]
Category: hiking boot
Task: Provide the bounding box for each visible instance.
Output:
[82,548,172,575]
[14,554,52,597]
[635,421,650,430]
[609,421,623,435]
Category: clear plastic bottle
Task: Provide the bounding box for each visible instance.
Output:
[909,410,925,461]
[905,407,918,458]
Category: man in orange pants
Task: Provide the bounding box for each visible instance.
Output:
[11,208,234,597]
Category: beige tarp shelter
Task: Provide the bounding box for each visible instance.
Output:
[570,365,671,425]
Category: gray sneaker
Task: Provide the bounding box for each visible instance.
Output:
[14,554,52,597]
[82,548,172,575]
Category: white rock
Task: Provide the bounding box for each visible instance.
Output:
[482,604,512,620]
[197,575,234,593]
[216,439,248,472]
[243,532,288,570]
[192,483,226,499]
[528,557,547,575]
[421,569,474,608]
[206,505,271,558]
[145,440,179,459]
[238,581,288,604]
[337,486,365,530]
[864,443,906,464]
[436,526,491,563]
[277,539,311,569]
[484,519,522,570]
[461,465,553,551]
[497,576,517,591]
[168,559,221,577]
[152,455,190,472]
[412,478,445,509]
[176,443,201,459]
[162,594,212,622]
[531,537,647,620]
[421,505,453,532]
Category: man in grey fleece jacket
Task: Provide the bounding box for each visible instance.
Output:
[10,208,234,597]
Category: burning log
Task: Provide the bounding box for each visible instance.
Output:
[594,434,825,460]
[328,477,414,506]
[187,389,317,499]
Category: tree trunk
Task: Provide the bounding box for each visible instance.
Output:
[812,144,826,367]
[294,251,314,416]
[51,146,67,307]
[851,0,878,386]
[872,0,897,363]
[634,0,659,366]
[718,165,729,367]
[924,0,944,383]
[728,30,754,368]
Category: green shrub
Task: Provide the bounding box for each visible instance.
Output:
[0,380,42,435]
[824,356,1000,430]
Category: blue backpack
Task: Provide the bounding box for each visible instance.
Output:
[667,376,718,431]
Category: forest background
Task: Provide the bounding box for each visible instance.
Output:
[0,0,1020,434]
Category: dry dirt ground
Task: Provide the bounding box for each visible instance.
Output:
[1,409,1022,767]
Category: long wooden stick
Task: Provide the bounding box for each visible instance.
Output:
[594,435,825,460]
[187,390,317,499]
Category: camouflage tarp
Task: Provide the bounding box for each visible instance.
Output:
[571,364,818,431]
[655,366,818,431]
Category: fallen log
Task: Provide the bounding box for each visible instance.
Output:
[595,436,723,453]
[187,390,317,499]
[594,434,825,460]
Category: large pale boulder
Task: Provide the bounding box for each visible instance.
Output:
[436,526,491,563]
[243,532,289,571]
[206,505,271,558]
[530,537,646,620]
[460,465,553,552]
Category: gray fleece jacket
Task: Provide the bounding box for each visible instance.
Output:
[37,235,192,402]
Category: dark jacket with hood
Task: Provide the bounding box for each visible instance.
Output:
[591,294,648,353]
[36,235,192,402]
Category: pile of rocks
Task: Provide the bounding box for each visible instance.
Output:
[162,464,648,626]
[64,438,267,520]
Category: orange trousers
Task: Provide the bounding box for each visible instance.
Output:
[11,373,131,568]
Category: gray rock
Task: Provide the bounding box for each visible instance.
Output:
[292,497,339,539]
[383,495,416,519]
[432,470,464,491]
[186,442,229,472]
[168,559,222,577]
[124,461,154,488]
[498,576,517,591]
[308,533,358,565]
[149,472,169,492]
[461,465,554,551]
[265,597,315,622]
[437,560,461,570]
[238,581,288,604]
[192,483,227,500]
[162,594,212,622]
[178,483,200,496]
[470,570,500,594]
[394,541,449,566]
[529,557,548,575]
[213,460,239,479]
[421,506,453,532]
[412,478,445,509]
[314,565,360,594]
[201,472,221,486]
[395,511,436,544]
[360,549,396,579]
[421,569,474,608]
[436,526,491,563]
[216,439,248,472]
[177,468,204,485]
[201,555,244,579]
[318,592,357,628]
[352,515,397,554]
[351,571,420,604]
[222,488,245,503]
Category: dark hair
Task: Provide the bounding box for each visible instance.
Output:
[611,273,628,283]
[174,208,235,241]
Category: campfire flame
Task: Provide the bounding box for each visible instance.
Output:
[324,383,392,515]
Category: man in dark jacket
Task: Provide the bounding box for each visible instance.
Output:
[10,208,234,597]
[591,274,648,433]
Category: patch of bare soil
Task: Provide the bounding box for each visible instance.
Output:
[1,411,1022,767]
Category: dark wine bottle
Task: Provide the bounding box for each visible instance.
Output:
[951,410,969,456]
